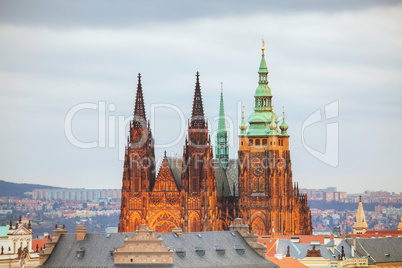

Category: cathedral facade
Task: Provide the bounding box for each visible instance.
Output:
[118,45,312,235]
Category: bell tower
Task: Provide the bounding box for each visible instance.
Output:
[238,41,311,235]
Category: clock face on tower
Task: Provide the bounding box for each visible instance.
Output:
[253,166,263,177]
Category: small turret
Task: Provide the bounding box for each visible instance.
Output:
[239,108,248,136]
[280,109,289,136]
[268,108,278,136]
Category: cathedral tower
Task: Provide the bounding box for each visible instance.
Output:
[237,42,312,235]
[181,72,219,232]
[119,74,156,232]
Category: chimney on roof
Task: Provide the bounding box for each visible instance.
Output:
[76,226,87,241]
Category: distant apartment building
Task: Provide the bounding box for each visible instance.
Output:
[32,189,47,200]
[300,187,347,202]
[323,191,348,202]
[348,191,402,204]
[32,189,121,202]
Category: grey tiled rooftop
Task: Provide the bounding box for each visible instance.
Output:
[40,231,278,268]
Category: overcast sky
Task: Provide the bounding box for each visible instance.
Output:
[0,0,401,193]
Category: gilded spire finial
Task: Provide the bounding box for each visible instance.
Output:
[262,38,265,51]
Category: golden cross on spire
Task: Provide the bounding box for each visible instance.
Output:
[262,38,265,51]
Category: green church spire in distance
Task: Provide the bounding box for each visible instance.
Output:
[216,82,228,169]
[218,82,226,134]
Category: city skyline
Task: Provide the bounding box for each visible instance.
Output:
[0,1,401,193]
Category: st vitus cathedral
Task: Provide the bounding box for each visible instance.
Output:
[118,43,312,235]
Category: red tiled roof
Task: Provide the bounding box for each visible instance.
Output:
[258,238,279,257]
[32,239,48,252]
[341,230,402,238]
[267,257,309,268]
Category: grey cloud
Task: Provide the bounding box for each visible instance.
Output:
[0,0,400,29]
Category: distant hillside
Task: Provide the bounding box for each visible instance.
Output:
[0,180,61,198]
[308,200,402,211]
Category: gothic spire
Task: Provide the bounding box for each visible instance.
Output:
[218,82,226,133]
[353,196,368,234]
[216,82,228,169]
[190,72,205,128]
[133,73,146,124]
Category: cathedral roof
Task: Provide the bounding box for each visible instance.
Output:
[166,157,183,188]
[225,159,239,196]
[164,157,237,197]
[214,160,232,197]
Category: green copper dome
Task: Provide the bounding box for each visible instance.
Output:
[248,111,277,123]
[239,112,248,130]
[267,116,278,136]
[255,84,272,98]
[247,111,279,136]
